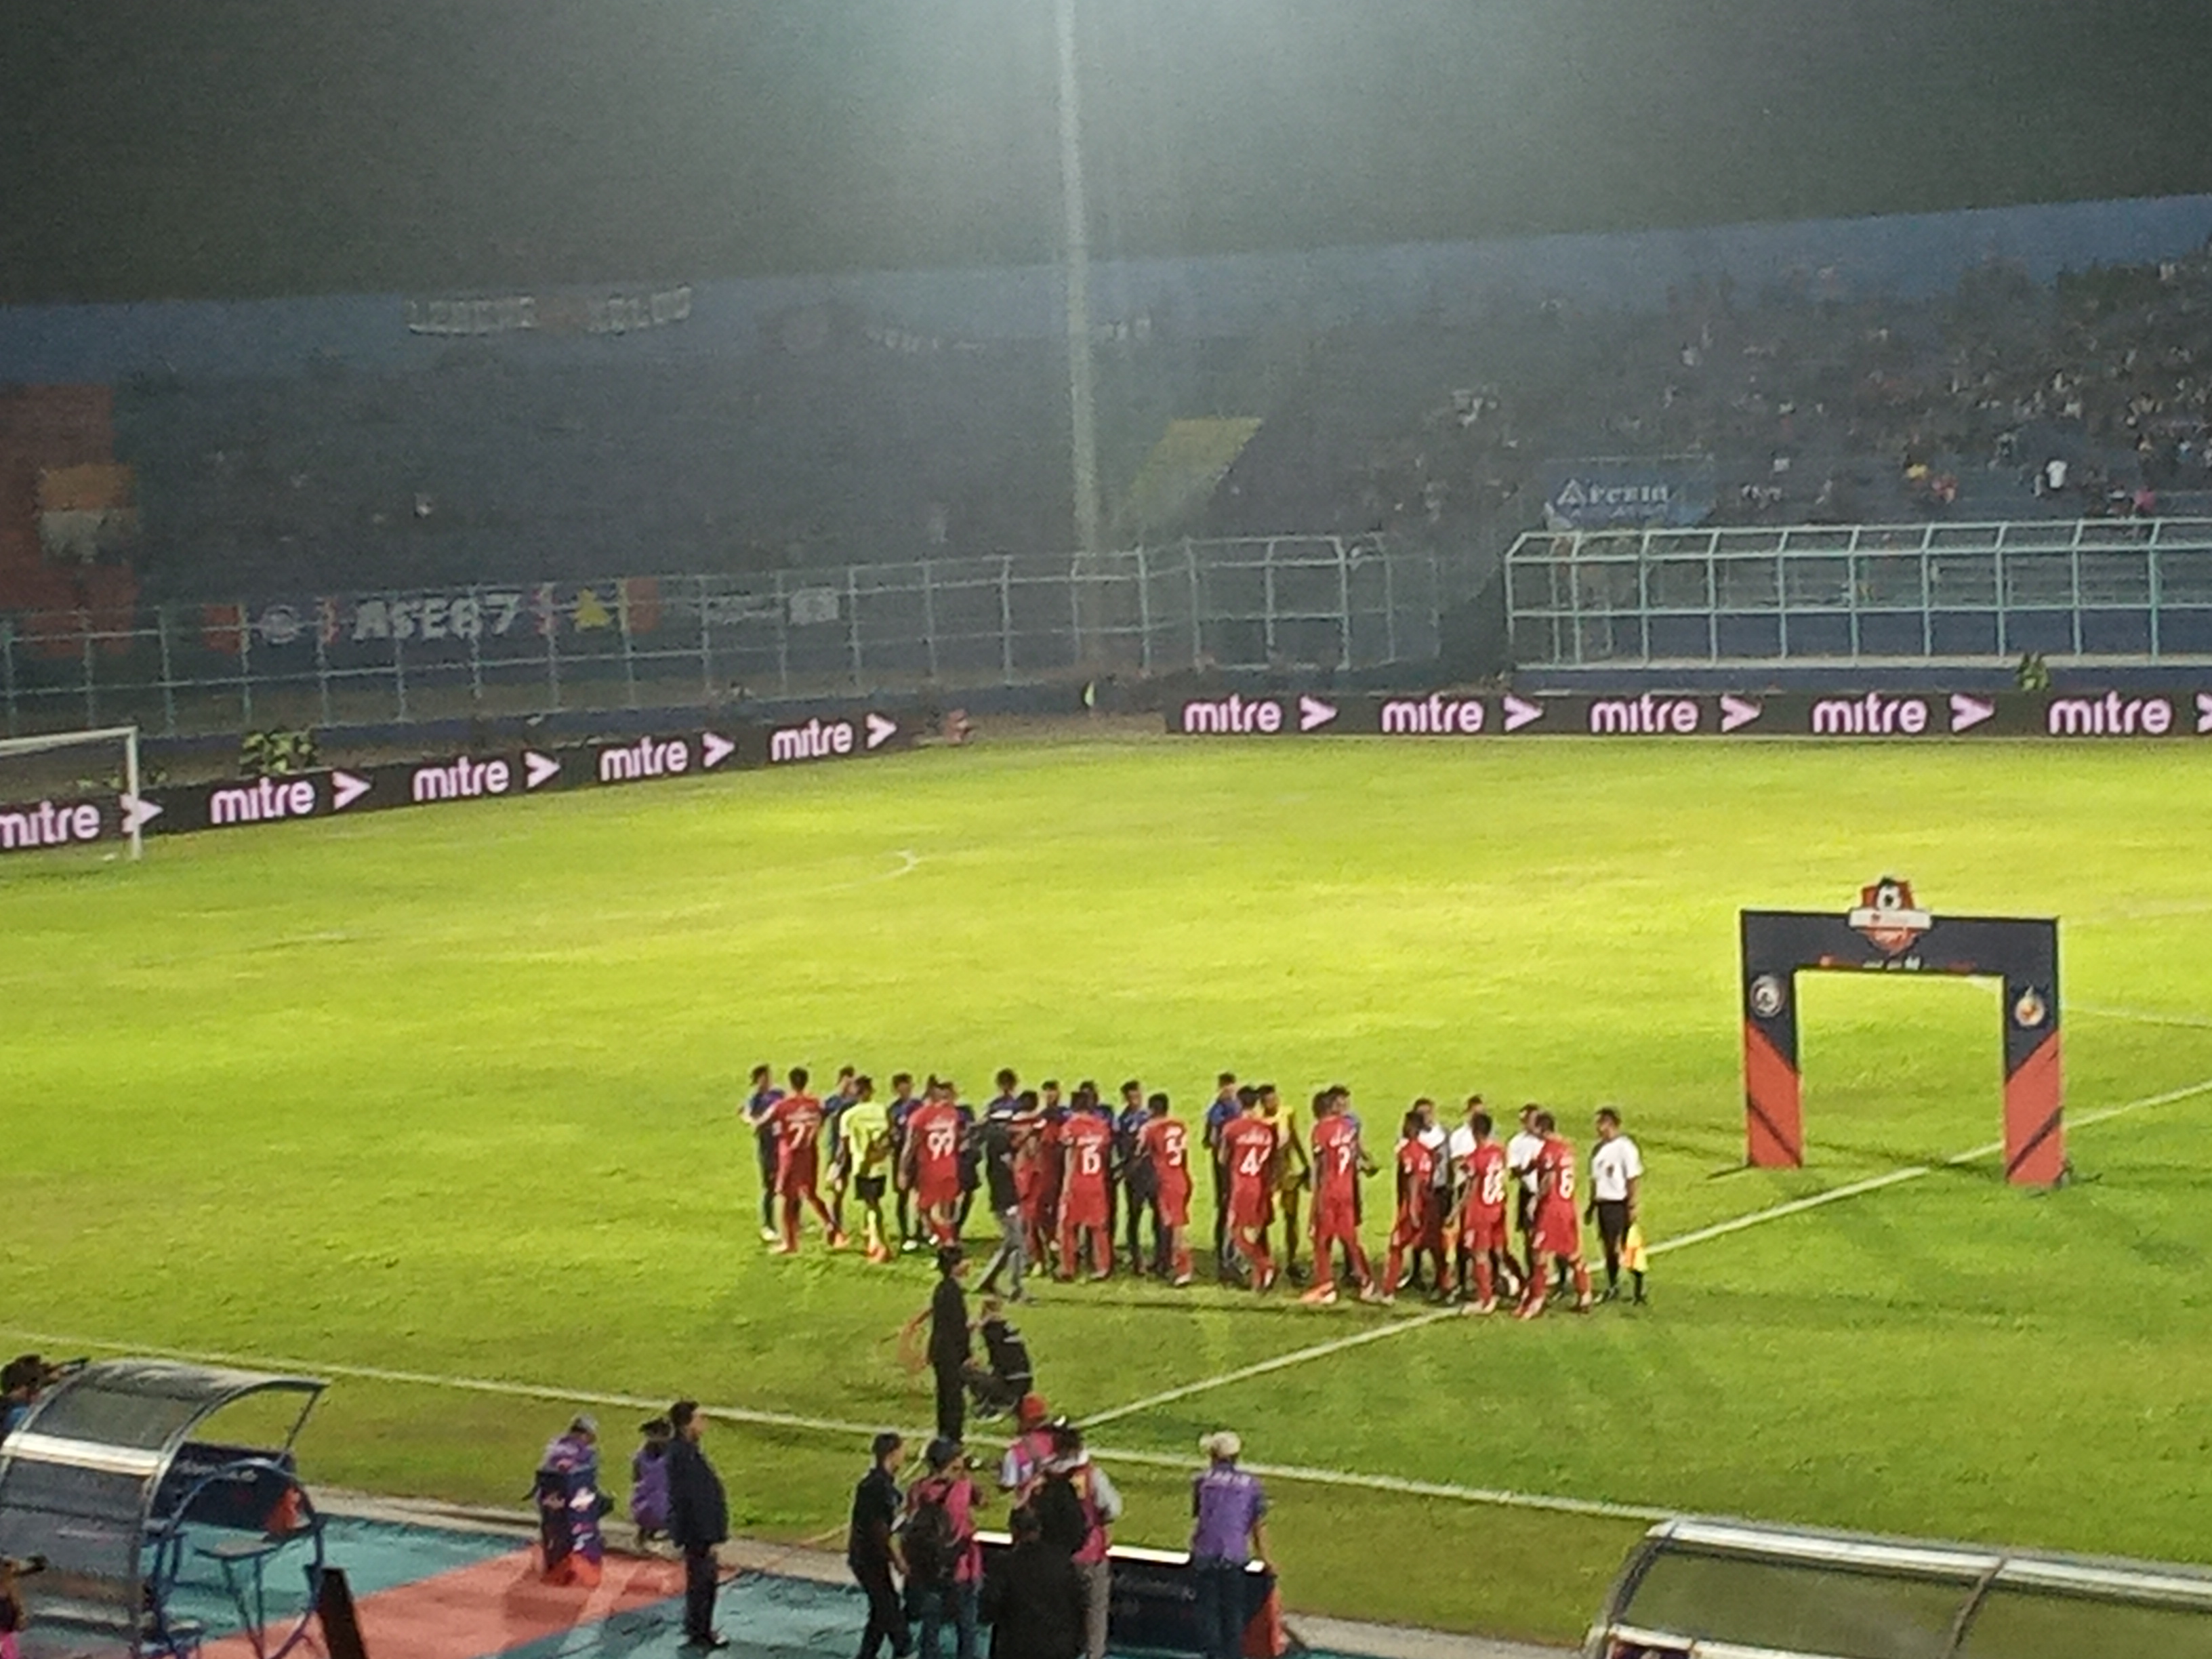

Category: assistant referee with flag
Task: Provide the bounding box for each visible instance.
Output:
[1589,1108,1646,1304]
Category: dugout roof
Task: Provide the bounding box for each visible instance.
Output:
[1589,1517,2212,1658]
[0,1358,323,1655]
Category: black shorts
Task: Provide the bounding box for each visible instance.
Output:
[857,1175,887,1204]
[1515,1189,1535,1233]
[1596,1199,1631,1252]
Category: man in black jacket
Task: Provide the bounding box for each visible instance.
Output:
[901,1247,972,1442]
[978,1505,1084,1659]
[665,1400,730,1650]
[848,1431,911,1659]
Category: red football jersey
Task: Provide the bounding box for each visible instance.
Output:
[1536,1134,1578,1213]
[1395,1137,1437,1218]
[1310,1115,1362,1208]
[1039,1114,1067,1202]
[1141,1116,1193,1203]
[1462,1140,1509,1225]
[1221,1115,1277,1197]
[1539,1141,1574,1203]
[770,1093,824,1171]
[907,1101,964,1201]
[1532,1134,1582,1257]
[1060,1113,1112,1200]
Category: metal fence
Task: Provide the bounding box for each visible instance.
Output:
[1507,517,2212,666]
[0,536,1446,739]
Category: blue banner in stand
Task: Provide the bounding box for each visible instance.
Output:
[1167,689,2212,740]
[1539,457,1716,529]
[0,710,912,857]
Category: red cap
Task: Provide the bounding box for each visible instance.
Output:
[1017,1393,1049,1428]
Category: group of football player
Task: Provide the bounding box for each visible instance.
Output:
[744,1065,1647,1317]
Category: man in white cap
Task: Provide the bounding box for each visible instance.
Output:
[1189,1432,1269,1659]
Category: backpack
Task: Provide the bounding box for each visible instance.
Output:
[904,1482,960,1588]
[1031,1468,1089,1555]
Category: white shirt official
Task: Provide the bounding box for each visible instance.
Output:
[1506,1129,1545,1192]
[1417,1123,1450,1188]
[1591,1134,1644,1204]
[1446,1123,1477,1168]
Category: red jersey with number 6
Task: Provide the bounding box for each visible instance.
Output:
[1220,1115,1278,1228]
[1459,1140,1510,1251]
[1141,1117,1193,1226]
[908,1102,965,1208]
[1059,1113,1113,1226]
[1533,1133,1582,1257]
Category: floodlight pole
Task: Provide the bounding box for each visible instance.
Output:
[1056,0,1103,561]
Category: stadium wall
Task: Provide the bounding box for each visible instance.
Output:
[3,194,2212,382]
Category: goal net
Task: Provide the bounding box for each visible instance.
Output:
[0,724,146,860]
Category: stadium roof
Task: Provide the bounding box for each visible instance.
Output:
[9,0,2212,304]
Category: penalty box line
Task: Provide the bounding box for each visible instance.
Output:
[0,1325,1660,1526]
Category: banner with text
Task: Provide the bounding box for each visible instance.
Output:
[0,710,910,858]
[1539,456,1717,530]
[1168,689,2212,741]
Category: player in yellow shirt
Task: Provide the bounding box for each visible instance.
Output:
[1258,1083,1313,1284]
[838,1076,897,1263]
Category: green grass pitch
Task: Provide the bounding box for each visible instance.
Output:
[6,726,2212,1645]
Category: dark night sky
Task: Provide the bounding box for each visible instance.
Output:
[7,1,2212,303]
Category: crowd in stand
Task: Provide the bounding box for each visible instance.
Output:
[744,1066,1650,1320]
[1242,243,2212,552]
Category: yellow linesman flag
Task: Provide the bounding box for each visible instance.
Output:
[1623,1223,1650,1275]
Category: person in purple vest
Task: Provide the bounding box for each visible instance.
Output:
[1189,1431,1270,1659]
[630,1416,674,1547]
[534,1414,610,1586]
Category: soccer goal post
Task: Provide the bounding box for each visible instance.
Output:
[0,724,146,859]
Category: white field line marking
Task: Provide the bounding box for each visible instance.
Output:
[2072,1003,2212,1032]
[0,1324,1659,1522]
[1645,1166,1933,1255]
[817,849,922,893]
[1094,1445,1668,1523]
[1080,1309,1461,1429]
[0,1331,890,1440]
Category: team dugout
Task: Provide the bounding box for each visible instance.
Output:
[1586,1517,2212,1658]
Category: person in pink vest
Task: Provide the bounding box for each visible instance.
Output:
[905,1438,984,1659]
[996,1394,1057,1495]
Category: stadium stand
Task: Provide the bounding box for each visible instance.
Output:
[9,197,2212,628]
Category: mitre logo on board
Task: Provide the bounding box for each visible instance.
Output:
[1847,876,1933,956]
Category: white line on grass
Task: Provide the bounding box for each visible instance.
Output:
[0,1331,890,1439]
[2072,1003,2212,1032]
[0,1324,1661,1523]
[1643,1166,1932,1255]
[1080,1309,1461,1429]
[1096,1446,1668,1523]
[816,848,924,893]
